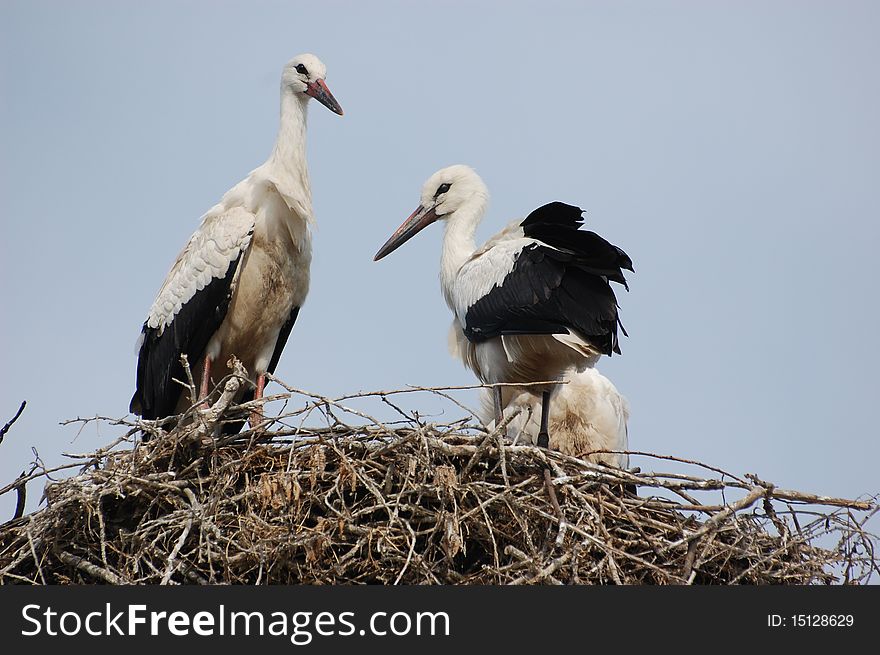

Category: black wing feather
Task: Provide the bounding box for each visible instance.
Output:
[522,201,633,279]
[130,254,242,420]
[521,201,585,228]
[267,306,301,375]
[463,202,632,356]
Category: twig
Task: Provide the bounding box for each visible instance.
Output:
[56,550,127,585]
[12,471,27,520]
[0,401,26,446]
[0,379,874,586]
[664,486,768,552]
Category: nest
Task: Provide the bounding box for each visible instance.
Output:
[0,373,877,585]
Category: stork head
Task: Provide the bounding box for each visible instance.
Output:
[282,54,344,115]
[374,165,489,261]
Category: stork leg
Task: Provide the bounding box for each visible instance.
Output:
[536,390,563,517]
[199,356,213,408]
[493,385,506,438]
[249,373,266,429]
[537,390,551,449]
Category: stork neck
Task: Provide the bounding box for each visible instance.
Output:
[440,208,479,310]
[267,90,312,214]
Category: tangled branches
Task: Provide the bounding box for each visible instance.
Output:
[0,377,876,585]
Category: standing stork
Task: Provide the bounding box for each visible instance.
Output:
[130,54,343,427]
[374,165,632,449]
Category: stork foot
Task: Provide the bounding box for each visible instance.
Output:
[249,373,267,430]
[198,356,213,410]
[537,431,549,449]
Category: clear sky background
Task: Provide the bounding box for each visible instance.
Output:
[1,1,878,525]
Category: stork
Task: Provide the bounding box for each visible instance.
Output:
[130,54,343,429]
[374,165,632,450]
[478,368,630,469]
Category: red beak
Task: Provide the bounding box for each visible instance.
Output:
[306,79,344,115]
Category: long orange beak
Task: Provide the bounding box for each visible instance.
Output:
[306,79,344,115]
[374,205,440,261]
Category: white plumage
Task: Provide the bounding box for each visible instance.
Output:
[478,368,630,469]
[131,54,343,425]
[146,206,255,333]
[376,165,632,458]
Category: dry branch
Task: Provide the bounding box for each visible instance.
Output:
[0,401,26,446]
[0,381,876,585]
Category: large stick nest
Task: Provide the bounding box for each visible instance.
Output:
[1,372,877,585]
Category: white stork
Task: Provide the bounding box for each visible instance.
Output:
[478,368,630,469]
[374,165,632,449]
[130,54,343,428]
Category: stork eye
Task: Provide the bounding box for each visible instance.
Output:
[295,63,308,75]
[435,183,452,197]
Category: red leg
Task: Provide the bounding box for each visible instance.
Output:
[249,373,266,428]
[199,356,212,408]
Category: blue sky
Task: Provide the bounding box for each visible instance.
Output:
[1,1,878,523]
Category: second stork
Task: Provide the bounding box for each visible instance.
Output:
[374,165,633,449]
